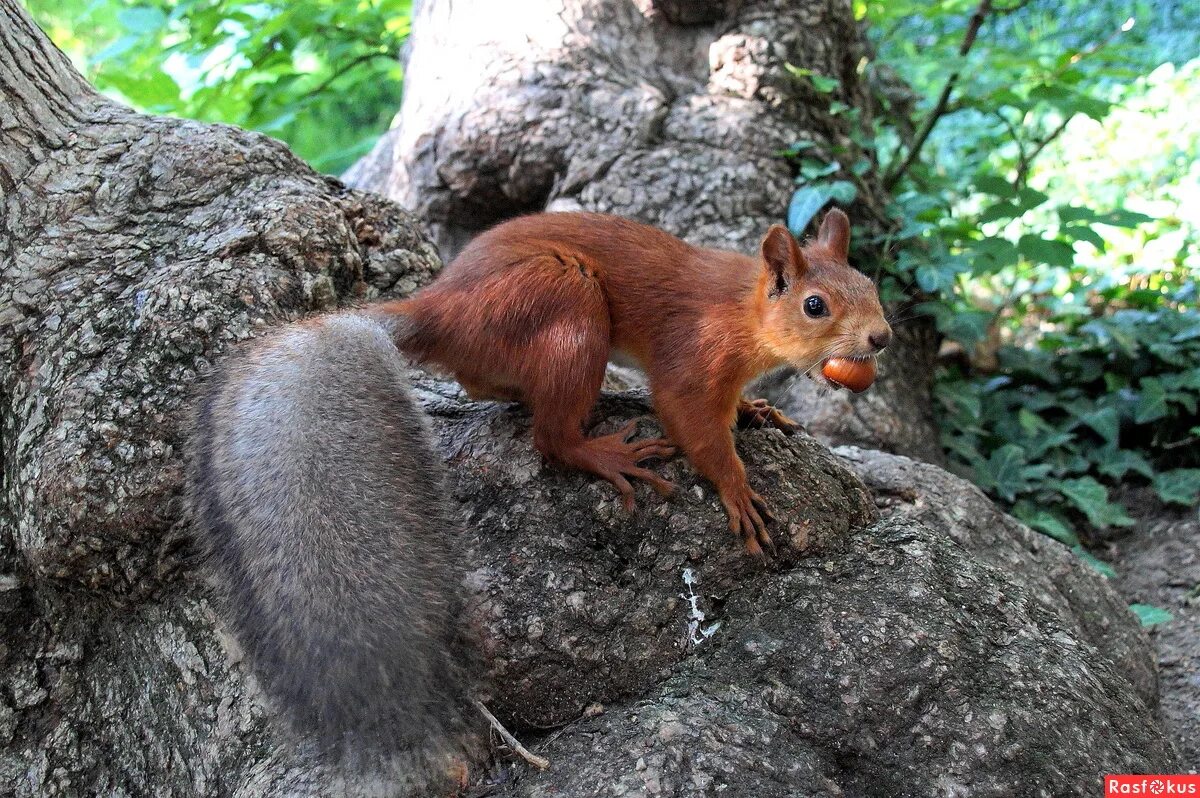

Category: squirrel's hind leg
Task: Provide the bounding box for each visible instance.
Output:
[518,263,675,511]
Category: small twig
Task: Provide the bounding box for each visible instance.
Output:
[303,50,394,101]
[883,0,994,191]
[473,699,550,770]
[1016,114,1072,185]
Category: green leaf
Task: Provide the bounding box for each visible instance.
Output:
[1074,406,1120,446]
[1061,225,1106,250]
[787,187,830,237]
[975,444,1032,502]
[787,181,856,236]
[1096,208,1155,228]
[1016,187,1049,212]
[1073,546,1116,579]
[824,180,858,204]
[1094,448,1155,480]
[1133,378,1169,424]
[915,264,944,293]
[778,141,818,158]
[1058,205,1098,224]
[1152,469,1200,507]
[784,65,839,94]
[970,237,1018,273]
[975,174,1016,198]
[1012,501,1080,546]
[1053,477,1135,529]
[925,305,993,351]
[1129,604,1174,627]
[979,201,1020,224]
[798,159,840,180]
[1017,235,1075,267]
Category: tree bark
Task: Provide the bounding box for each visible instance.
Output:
[346,0,944,462]
[0,2,1177,795]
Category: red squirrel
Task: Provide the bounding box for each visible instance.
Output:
[186,211,890,785]
[375,209,891,555]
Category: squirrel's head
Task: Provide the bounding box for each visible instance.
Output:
[757,209,891,385]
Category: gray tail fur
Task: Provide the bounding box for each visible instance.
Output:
[187,312,476,788]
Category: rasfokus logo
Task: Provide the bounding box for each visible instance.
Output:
[1106,776,1200,796]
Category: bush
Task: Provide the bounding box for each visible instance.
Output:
[785,1,1200,576]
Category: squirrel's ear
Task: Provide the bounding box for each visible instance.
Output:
[817,208,851,260]
[761,225,807,297]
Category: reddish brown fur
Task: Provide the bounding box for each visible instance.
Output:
[374,211,890,555]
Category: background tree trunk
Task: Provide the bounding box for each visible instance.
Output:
[346,0,945,463]
[0,2,1178,794]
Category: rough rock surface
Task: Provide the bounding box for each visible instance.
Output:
[460,446,1176,797]
[0,2,1178,795]
[345,0,941,459]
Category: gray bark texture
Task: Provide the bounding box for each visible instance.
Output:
[0,1,1179,796]
[344,0,945,463]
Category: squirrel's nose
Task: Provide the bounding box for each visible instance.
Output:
[868,327,892,352]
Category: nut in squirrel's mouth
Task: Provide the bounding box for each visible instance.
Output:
[813,354,878,393]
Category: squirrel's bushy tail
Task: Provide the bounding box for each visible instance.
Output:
[188,312,476,790]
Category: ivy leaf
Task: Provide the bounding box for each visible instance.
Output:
[1052,477,1135,528]
[1152,469,1200,507]
[1129,604,1174,627]
[1134,378,1169,424]
[1094,448,1155,480]
[1073,546,1116,578]
[1074,405,1120,446]
[1012,501,1080,546]
[975,444,1046,502]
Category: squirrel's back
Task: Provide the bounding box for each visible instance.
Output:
[188,312,475,788]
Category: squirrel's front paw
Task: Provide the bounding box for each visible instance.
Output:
[719,483,776,558]
[736,398,801,435]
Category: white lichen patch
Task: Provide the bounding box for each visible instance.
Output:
[680,568,721,647]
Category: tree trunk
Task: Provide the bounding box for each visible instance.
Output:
[1,2,443,792]
[346,0,944,462]
[0,2,1176,795]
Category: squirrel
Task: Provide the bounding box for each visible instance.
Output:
[186,209,889,788]
[375,208,891,555]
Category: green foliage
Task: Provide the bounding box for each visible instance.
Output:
[786,1,1200,567]
[1129,603,1175,627]
[25,0,411,174]
[937,302,1200,540]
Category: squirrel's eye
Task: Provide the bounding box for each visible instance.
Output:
[804,295,828,318]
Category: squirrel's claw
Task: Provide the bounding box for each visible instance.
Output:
[722,484,775,558]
